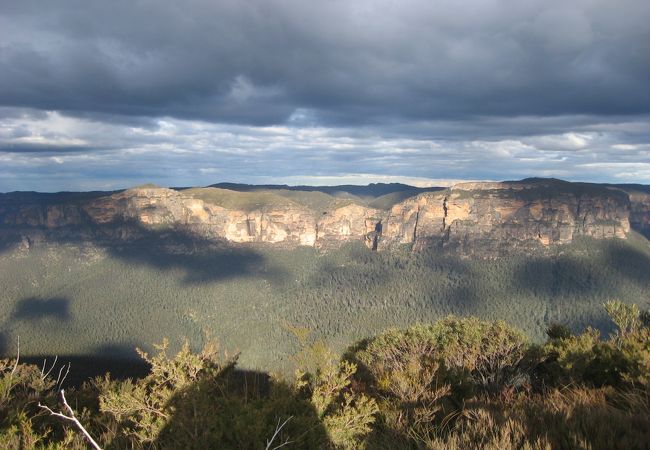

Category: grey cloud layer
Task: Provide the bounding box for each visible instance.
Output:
[1,0,649,190]
[1,0,649,125]
[1,111,649,192]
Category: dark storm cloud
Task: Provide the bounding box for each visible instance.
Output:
[0,1,649,191]
[0,143,95,153]
[1,0,649,126]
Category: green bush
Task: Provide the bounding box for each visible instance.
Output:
[354,317,529,397]
[545,323,572,340]
[290,326,379,449]
[96,339,238,445]
[605,300,640,338]
[540,301,650,389]
[0,357,88,449]
[350,317,530,446]
[94,339,335,449]
[0,308,648,449]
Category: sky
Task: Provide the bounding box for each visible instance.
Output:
[0,0,649,191]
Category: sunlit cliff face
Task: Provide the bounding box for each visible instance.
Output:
[0,180,640,257]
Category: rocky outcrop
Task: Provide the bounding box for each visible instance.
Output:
[380,181,630,255]
[0,179,637,255]
[81,187,321,245]
[625,191,650,238]
[0,187,383,249]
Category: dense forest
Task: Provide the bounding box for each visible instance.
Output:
[1,231,649,377]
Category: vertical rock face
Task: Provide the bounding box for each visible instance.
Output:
[0,179,638,255]
[79,187,383,248]
[315,204,385,250]
[380,181,630,254]
[626,191,650,238]
[81,187,323,246]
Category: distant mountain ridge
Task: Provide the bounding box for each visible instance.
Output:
[0,178,648,256]
[206,181,444,198]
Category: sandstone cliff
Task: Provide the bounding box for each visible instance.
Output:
[380,180,630,255]
[618,187,650,239]
[0,179,640,255]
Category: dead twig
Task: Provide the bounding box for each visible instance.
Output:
[265,416,293,450]
[10,336,20,377]
[39,389,102,450]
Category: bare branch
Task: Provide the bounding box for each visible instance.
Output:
[265,416,293,450]
[55,362,71,390]
[41,355,59,380]
[39,390,102,450]
[10,336,19,377]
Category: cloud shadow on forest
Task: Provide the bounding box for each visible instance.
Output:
[302,245,485,319]
[601,240,650,287]
[511,240,650,336]
[98,222,281,285]
[512,257,608,299]
[0,332,6,357]
[105,228,273,285]
[12,297,71,322]
[1,219,286,286]
[512,240,650,299]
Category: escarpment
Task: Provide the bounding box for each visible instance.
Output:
[0,179,644,256]
[621,188,650,239]
[380,181,630,255]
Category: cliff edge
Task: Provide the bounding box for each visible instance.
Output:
[0,179,643,256]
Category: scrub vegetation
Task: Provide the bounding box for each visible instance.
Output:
[1,303,649,449]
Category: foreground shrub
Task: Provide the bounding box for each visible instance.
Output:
[605,300,640,338]
[94,339,334,449]
[0,356,87,449]
[0,306,648,449]
[354,316,530,397]
[349,317,530,445]
[416,387,650,450]
[542,301,650,389]
[96,339,238,445]
[291,325,379,449]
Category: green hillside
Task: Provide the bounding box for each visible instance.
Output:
[200,182,444,211]
[182,187,300,211]
[181,186,379,213]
